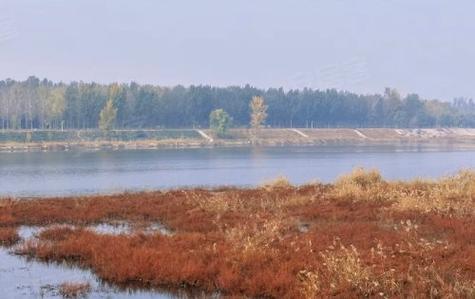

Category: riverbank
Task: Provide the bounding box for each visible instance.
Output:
[1,169,474,298]
[1,128,475,152]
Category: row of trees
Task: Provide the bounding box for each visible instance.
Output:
[0,77,474,130]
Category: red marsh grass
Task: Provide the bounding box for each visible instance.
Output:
[0,226,20,246]
[1,169,474,298]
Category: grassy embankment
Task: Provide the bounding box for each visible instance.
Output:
[1,128,475,151]
[1,169,474,298]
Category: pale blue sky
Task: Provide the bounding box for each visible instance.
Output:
[1,0,474,100]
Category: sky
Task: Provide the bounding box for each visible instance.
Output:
[0,0,474,101]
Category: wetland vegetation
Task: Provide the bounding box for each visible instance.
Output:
[1,168,474,298]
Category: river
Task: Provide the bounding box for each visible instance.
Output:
[1,144,474,197]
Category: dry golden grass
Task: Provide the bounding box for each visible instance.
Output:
[1,168,474,298]
[297,269,320,298]
[393,170,475,215]
[321,242,372,292]
[332,168,475,216]
[319,239,400,297]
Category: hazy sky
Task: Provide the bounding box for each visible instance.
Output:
[1,0,474,100]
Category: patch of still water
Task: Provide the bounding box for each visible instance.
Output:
[0,224,178,298]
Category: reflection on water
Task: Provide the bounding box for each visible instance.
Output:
[0,145,475,197]
[17,223,173,239]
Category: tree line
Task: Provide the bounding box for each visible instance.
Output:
[0,76,474,130]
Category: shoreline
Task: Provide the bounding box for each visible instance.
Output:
[1,128,475,152]
[1,139,475,153]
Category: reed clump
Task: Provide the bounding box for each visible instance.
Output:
[58,282,91,298]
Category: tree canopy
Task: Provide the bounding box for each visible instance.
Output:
[99,99,117,131]
[0,76,474,130]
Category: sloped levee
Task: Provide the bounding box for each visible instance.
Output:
[1,128,475,151]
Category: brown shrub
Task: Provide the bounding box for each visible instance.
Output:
[38,225,77,242]
[58,282,91,298]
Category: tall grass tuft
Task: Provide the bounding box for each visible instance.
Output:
[333,167,388,201]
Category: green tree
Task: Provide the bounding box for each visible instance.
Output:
[209,109,232,137]
[46,87,66,129]
[99,99,117,131]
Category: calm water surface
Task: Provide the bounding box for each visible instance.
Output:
[1,145,475,197]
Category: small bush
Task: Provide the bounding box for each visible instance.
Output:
[336,167,383,189]
[38,226,77,242]
[333,168,388,201]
